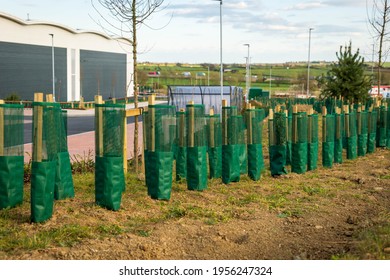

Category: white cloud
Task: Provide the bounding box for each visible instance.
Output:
[285,1,327,11]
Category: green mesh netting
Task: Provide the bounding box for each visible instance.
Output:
[291,112,308,174]
[95,103,125,210]
[387,105,390,148]
[307,114,318,171]
[367,110,377,153]
[357,111,368,157]
[246,108,265,181]
[345,112,357,160]
[0,104,24,209]
[31,102,61,222]
[322,114,335,168]
[186,104,208,191]
[269,112,288,176]
[286,114,292,166]
[54,110,74,200]
[334,113,343,164]
[144,104,176,199]
[376,106,387,147]
[222,106,244,184]
[175,110,187,181]
[207,114,222,179]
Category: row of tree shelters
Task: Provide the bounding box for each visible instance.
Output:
[1,93,130,222]
[143,96,266,200]
[267,97,390,175]
[143,95,390,200]
[167,85,244,116]
[0,94,75,223]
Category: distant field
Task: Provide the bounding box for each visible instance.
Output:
[138,63,331,94]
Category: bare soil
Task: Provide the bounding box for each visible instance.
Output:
[1,149,390,260]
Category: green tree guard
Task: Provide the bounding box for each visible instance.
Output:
[0,103,24,210]
[95,103,126,210]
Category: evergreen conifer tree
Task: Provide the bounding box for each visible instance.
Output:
[318,42,371,103]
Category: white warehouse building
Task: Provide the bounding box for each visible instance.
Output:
[0,12,133,102]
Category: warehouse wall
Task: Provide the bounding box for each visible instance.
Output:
[80,50,127,102]
[0,12,133,101]
[0,41,67,101]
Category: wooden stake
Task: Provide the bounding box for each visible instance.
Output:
[357,108,362,135]
[247,104,253,145]
[336,111,341,140]
[209,108,215,148]
[222,99,228,145]
[179,109,186,147]
[292,105,300,144]
[188,101,195,148]
[148,94,156,152]
[34,93,44,162]
[0,100,4,156]
[308,108,312,144]
[95,95,103,157]
[345,111,350,138]
[123,107,128,174]
[46,94,54,103]
[269,108,274,146]
[285,109,289,144]
[322,106,327,143]
[269,108,274,120]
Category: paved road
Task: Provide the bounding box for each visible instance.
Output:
[23,115,138,144]
[22,100,166,162]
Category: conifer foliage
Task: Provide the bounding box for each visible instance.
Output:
[318,42,371,103]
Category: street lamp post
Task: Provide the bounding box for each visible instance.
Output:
[213,0,223,105]
[49,33,56,101]
[307,28,313,97]
[244,43,250,100]
[207,65,210,86]
[269,65,272,96]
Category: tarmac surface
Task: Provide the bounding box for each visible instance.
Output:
[23,101,166,163]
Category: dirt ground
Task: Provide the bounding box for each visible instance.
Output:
[1,149,390,260]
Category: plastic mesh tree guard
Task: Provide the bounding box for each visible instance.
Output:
[0,104,24,210]
[175,110,187,181]
[367,110,377,154]
[54,110,74,200]
[95,103,125,210]
[376,106,387,148]
[207,113,222,179]
[246,108,265,181]
[322,114,335,168]
[286,114,292,166]
[345,111,357,160]
[334,113,344,164]
[376,106,387,147]
[357,110,368,157]
[144,104,176,200]
[186,104,208,191]
[291,112,308,174]
[307,113,319,171]
[269,112,288,176]
[387,104,390,148]
[222,106,244,184]
[31,102,61,222]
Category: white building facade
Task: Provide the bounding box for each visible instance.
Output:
[0,12,133,102]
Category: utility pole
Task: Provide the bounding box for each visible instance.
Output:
[244,43,250,100]
[214,0,223,105]
[307,28,313,97]
[49,33,56,101]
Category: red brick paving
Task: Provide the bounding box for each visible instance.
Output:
[24,122,144,163]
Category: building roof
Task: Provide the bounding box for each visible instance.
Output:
[0,11,132,45]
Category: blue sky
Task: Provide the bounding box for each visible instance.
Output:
[0,0,374,63]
